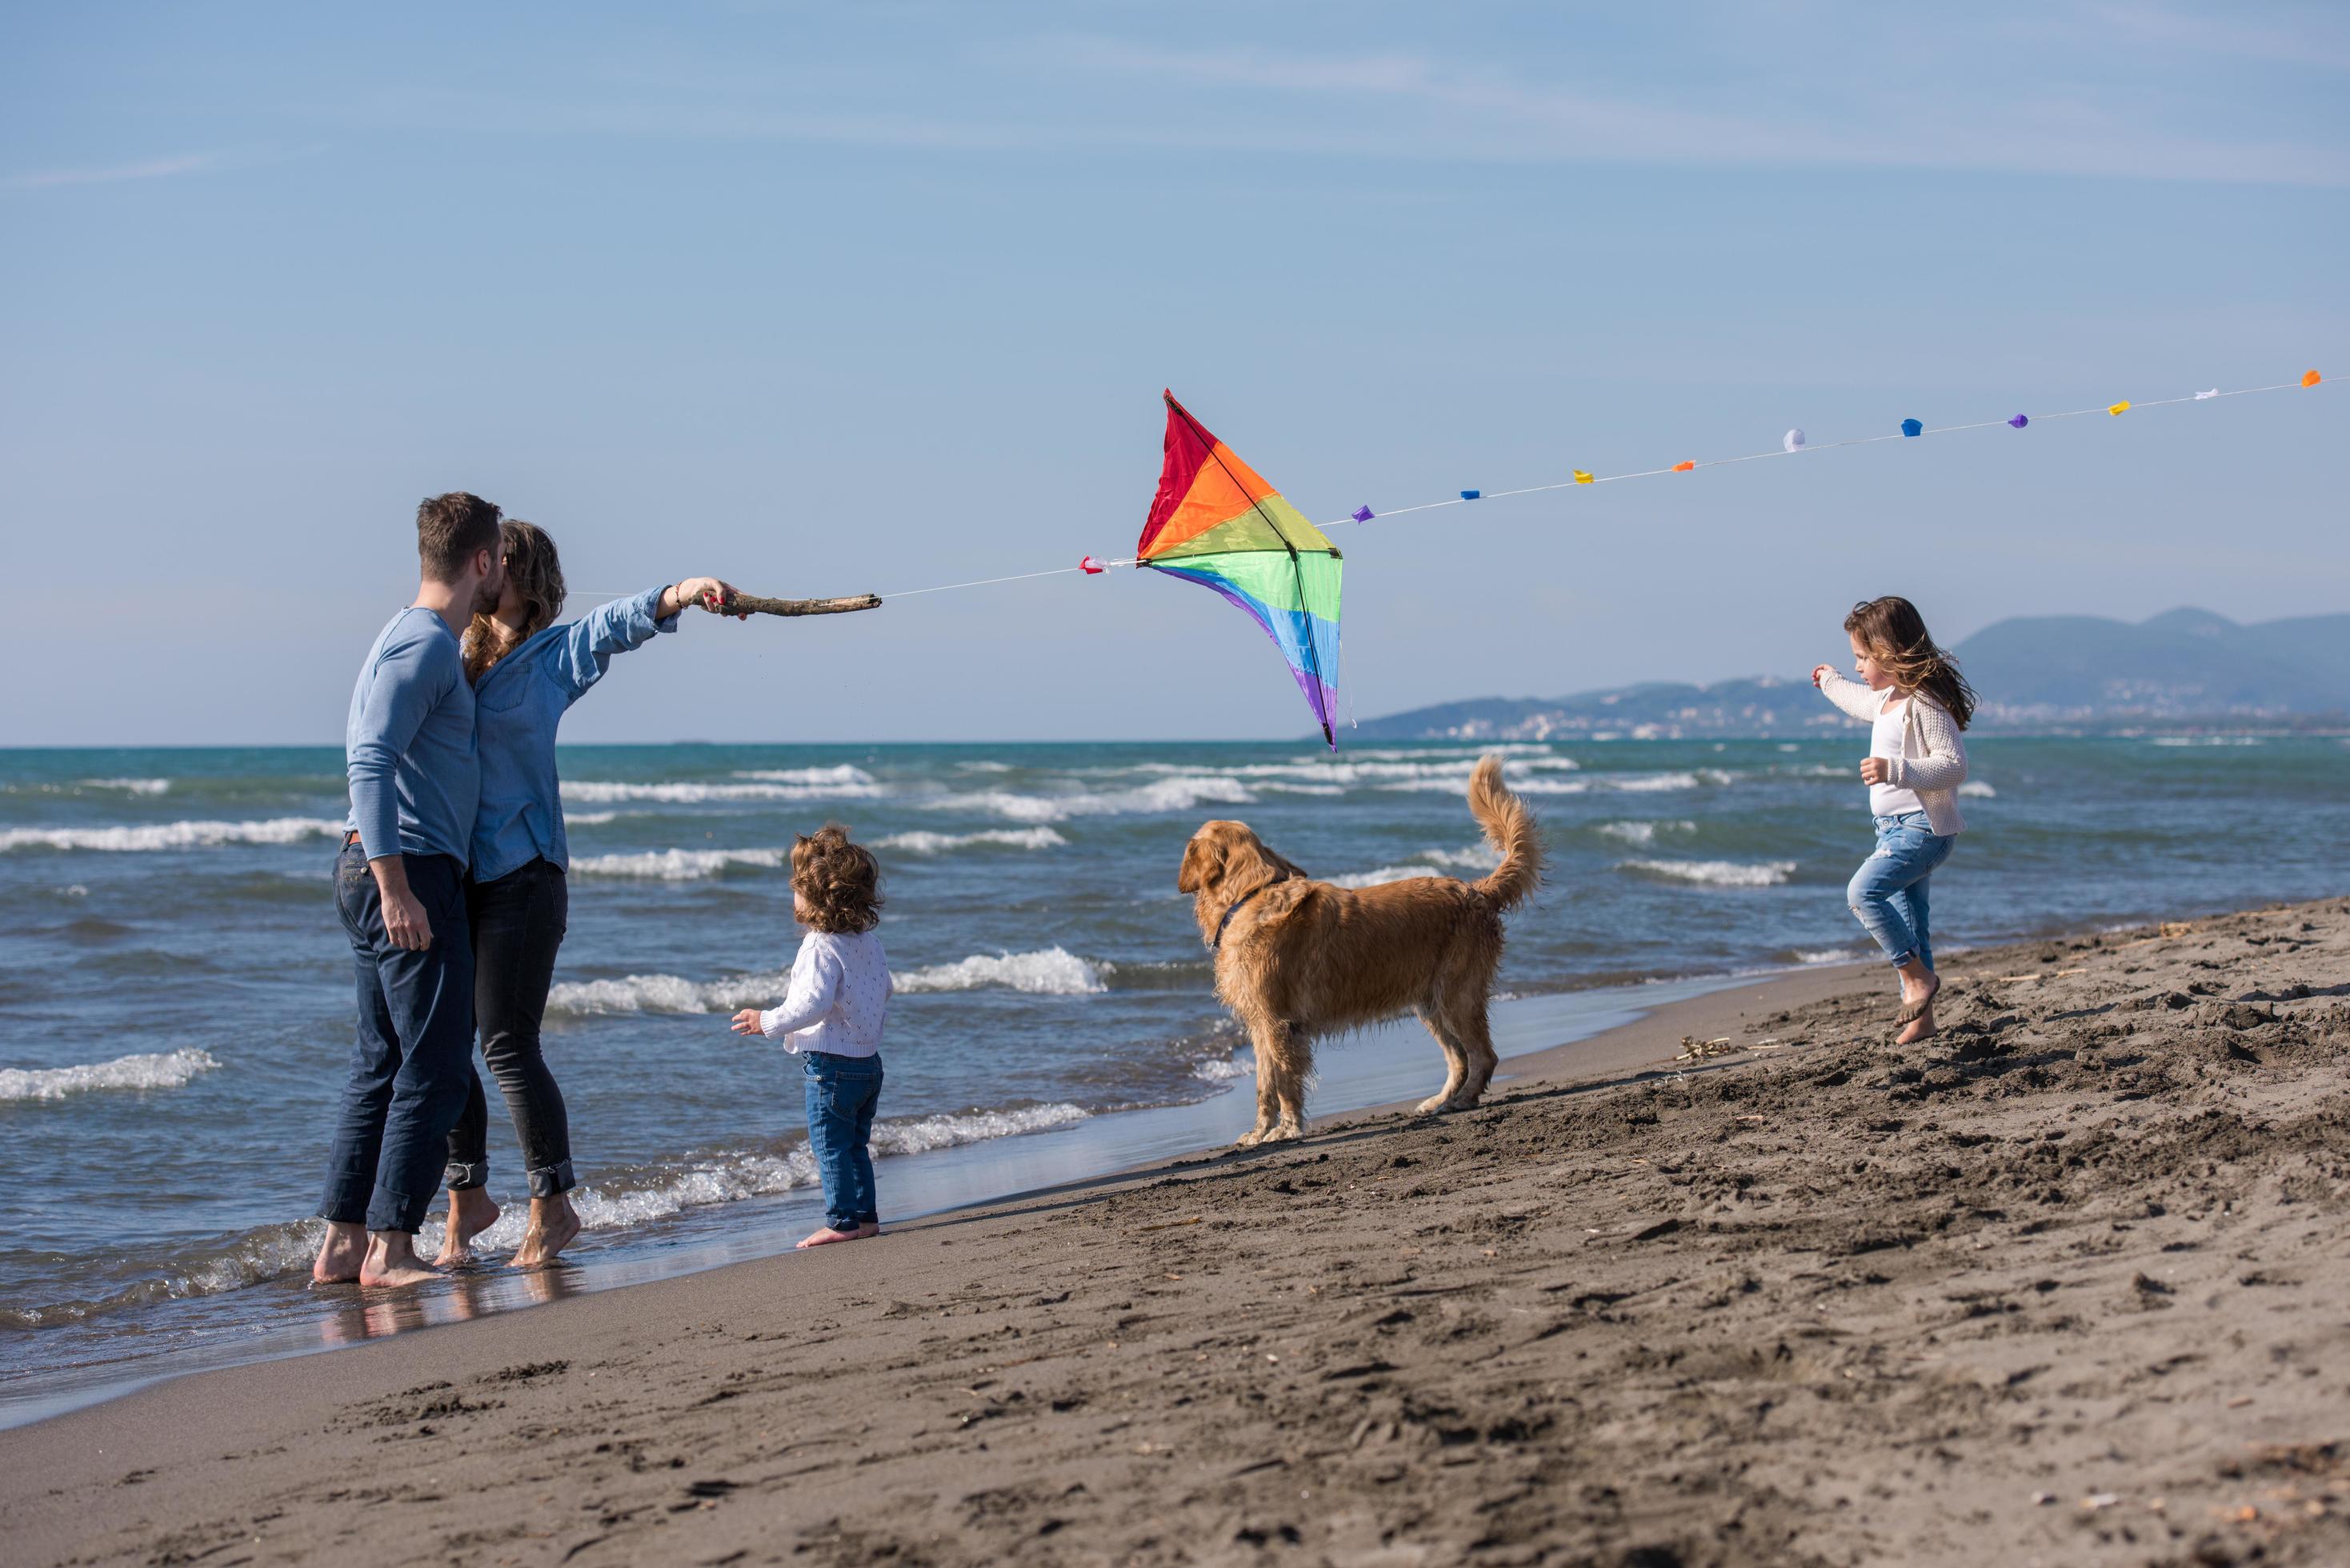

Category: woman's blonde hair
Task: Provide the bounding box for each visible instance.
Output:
[463,519,567,682]
[791,824,884,934]
[1844,596,1976,730]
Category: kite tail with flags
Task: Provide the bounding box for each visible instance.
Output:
[1135,392,1344,746]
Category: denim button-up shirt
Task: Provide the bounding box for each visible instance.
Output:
[470,587,679,883]
[345,606,477,863]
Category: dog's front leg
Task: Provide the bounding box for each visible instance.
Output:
[1235,1018,1303,1146]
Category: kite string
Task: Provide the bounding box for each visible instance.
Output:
[583,374,2327,605]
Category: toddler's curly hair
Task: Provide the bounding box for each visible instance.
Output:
[791,824,883,934]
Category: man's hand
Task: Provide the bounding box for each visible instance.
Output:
[730,1007,766,1037]
[1811,664,1835,687]
[1860,757,1892,786]
[368,855,434,951]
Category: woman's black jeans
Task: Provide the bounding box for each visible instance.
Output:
[444,858,575,1198]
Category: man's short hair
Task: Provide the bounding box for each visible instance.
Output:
[417,492,502,582]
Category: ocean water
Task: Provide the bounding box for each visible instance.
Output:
[3,736,2345,1419]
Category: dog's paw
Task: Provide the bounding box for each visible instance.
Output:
[1234,1129,1267,1149]
[1263,1122,1303,1143]
[1412,1094,1451,1114]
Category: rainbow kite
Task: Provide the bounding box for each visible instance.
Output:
[1138,393,1343,746]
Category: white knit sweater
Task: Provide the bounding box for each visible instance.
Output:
[1816,671,1969,835]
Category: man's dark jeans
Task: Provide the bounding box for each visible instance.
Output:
[320,843,476,1234]
[446,858,575,1198]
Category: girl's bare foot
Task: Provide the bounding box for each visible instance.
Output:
[313,1220,367,1283]
[434,1186,502,1268]
[795,1225,859,1250]
[359,1231,441,1289]
[510,1194,582,1270]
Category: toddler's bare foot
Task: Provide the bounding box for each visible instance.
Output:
[795,1225,859,1250]
[434,1187,502,1268]
[360,1231,441,1289]
[313,1220,367,1283]
[510,1195,582,1270]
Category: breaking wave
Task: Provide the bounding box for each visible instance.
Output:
[546,946,1108,1016]
[894,947,1107,995]
[562,774,887,804]
[0,1049,220,1102]
[83,778,173,796]
[871,827,1068,854]
[731,765,882,787]
[1595,819,1698,846]
[925,775,1255,823]
[0,818,343,854]
[1331,866,1437,889]
[1619,858,1796,888]
[1957,780,1997,798]
[568,847,791,881]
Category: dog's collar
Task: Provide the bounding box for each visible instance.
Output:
[1212,874,1291,951]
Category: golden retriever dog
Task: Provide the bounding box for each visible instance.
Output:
[1177,754,1542,1146]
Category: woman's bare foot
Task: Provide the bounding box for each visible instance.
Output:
[795,1225,860,1250]
[313,1220,367,1283]
[359,1231,440,1289]
[434,1186,502,1268]
[1896,998,1938,1045]
[510,1194,582,1270]
[854,1222,881,1239]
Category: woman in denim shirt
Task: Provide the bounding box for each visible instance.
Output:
[438,520,739,1267]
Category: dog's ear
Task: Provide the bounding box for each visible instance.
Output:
[1177,832,1224,894]
[1261,843,1309,882]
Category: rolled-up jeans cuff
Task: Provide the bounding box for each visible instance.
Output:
[443,1160,490,1192]
[365,1182,434,1235]
[1886,949,1917,970]
[527,1159,577,1199]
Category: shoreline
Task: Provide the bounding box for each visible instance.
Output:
[0,960,1868,1433]
[7,895,2346,1564]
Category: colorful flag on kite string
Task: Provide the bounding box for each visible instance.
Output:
[1136,392,1343,746]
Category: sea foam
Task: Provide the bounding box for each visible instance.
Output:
[562,774,886,804]
[0,818,343,854]
[0,1049,220,1102]
[894,947,1107,995]
[925,775,1255,824]
[871,827,1067,854]
[568,846,791,881]
[1620,858,1796,887]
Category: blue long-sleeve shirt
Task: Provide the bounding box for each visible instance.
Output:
[344,606,478,863]
[470,587,679,883]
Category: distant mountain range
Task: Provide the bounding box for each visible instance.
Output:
[1351,609,2350,740]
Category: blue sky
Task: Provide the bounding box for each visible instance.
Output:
[3,2,2344,744]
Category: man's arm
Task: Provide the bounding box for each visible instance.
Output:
[347,626,453,951]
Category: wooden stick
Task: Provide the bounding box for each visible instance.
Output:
[724,592,882,618]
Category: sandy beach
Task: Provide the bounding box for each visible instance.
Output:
[8,896,2348,1567]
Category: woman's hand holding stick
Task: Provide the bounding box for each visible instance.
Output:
[660,578,883,621]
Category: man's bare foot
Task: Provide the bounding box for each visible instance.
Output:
[795,1225,859,1249]
[359,1231,441,1289]
[854,1222,881,1239]
[313,1220,367,1283]
[510,1194,582,1270]
[434,1186,502,1268]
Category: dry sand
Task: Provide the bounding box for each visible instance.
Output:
[8,898,2348,1567]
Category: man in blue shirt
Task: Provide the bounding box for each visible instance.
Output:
[315,493,506,1288]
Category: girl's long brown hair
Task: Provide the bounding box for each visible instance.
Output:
[1844,596,1976,730]
[463,519,567,682]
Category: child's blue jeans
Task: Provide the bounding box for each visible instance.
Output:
[1847,811,1956,970]
[803,1050,883,1230]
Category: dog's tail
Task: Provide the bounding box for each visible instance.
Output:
[1467,754,1543,913]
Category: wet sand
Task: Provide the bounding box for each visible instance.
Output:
[8,898,2348,1566]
